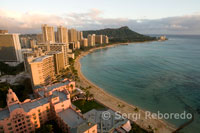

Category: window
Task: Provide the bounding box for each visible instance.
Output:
[39,113,41,116]
[34,121,37,124]
[8,127,12,130]
[32,113,36,116]
[33,117,36,120]
[35,125,38,127]
[38,109,40,112]
[28,124,31,126]
[28,127,32,130]
[7,123,11,126]
[27,120,30,122]
[26,116,29,119]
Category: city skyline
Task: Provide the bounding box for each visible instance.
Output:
[0,0,200,35]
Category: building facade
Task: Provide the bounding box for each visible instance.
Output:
[47,51,65,74]
[57,26,68,44]
[102,35,109,44]
[95,35,103,44]
[87,34,95,47]
[27,55,55,86]
[80,38,88,48]
[0,80,97,133]
[68,28,77,42]
[0,33,23,63]
[42,24,55,43]
[38,43,69,68]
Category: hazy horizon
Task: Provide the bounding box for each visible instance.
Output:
[1,0,200,35]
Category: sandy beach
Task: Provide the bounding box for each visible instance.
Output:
[74,43,176,133]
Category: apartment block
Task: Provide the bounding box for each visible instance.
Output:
[77,31,83,41]
[87,34,95,47]
[95,35,103,44]
[57,26,68,44]
[68,28,77,42]
[0,33,23,63]
[28,55,55,86]
[47,51,65,74]
[42,24,55,43]
[80,38,88,48]
[38,43,69,68]
[103,35,109,44]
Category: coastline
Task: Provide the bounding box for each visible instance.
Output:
[74,42,176,133]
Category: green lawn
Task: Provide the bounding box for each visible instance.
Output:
[72,100,106,113]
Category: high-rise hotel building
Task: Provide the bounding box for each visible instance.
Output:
[0,32,23,63]
[27,55,55,86]
[68,28,77,42]
[57,26,68,44]
[42,24,55,43]
[87,34,95,47]
[95,35,103,44]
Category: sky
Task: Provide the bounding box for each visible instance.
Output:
[0,0,200,35]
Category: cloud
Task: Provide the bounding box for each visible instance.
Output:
[0,9,200,35]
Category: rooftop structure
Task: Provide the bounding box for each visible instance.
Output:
[0,84,97,133]
[84,109,131,132]
[0,33,23,63]
[28,55,55,86]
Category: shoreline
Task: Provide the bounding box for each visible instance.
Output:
[74,42,176,133]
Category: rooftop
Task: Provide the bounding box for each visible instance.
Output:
[46,80,70,92]
[84,109,129,132]
[58,108,84,128]
[9,104,21,112]
[70,121,96,133]
[52,91,68,102]
[0,109,9,120]
[21,97,49,112]
[31,55,52,63]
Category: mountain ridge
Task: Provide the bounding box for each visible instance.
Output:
[83,26,157,43]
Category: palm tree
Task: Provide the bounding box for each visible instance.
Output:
[89,93,94,100]
[85,90,90,101]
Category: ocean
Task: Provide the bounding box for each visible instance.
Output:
[80,35,200,133]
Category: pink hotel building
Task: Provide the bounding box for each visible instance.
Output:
[0,79,97,133]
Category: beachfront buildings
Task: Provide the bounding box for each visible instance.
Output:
[0,79,97,133]
[57,26,68,44]
[27,55,55,86]
[80,38,88,48]
[37,43,69,68]
[42,24,55,43]
[88,34,96,47]
[47,51,65,74]
[103,35,109,44]
[0,31,23,63]
[95,35,103,44]
[68,28,78,42]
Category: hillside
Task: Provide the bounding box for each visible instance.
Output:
[83,26,157,43]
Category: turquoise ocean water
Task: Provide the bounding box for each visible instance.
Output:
[80,35,200,133]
